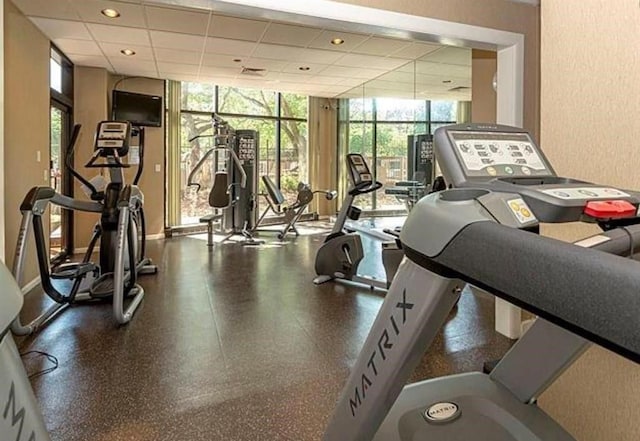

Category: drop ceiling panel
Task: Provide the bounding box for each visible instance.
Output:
[154,47,201,65]
[391,42,441,60]
[144,5,210,35]
[421,47,471,66]
[281,62,329,75]
[100,42,155,60]
[12,0,80,20]
[150,30,204,51]
[307,30,369,52]
[88,23,151,45]
[109,58,157,72]
[294,48,344,64]
[30,18,92,40]
[157,62,199,75]
[53,38,102,56]
[352,36,410,56]
[200,55,244,68]
[327,65,386,79]
[203,37,256,56]
[198,65,240,77]
[72,0,146,27]
[338,77,366,86]
[242,58,288,71]
[208,14,268,41]
[334,54,407,71]
[252,44,306,61]
[307,75,347,85]
[261,23,323,47]
[416,62,471,79]
[67,54,112,69]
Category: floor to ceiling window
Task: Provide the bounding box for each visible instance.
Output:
[177,82,308,226]
[49,46,74,259]
[340,97,457,211]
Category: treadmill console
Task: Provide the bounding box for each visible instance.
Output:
[434,123,640,224]
[347,154,374,187]
[448,130,554,179]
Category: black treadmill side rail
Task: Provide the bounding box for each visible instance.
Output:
[403,221,640,364]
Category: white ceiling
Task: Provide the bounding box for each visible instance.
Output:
[12,0,472,99]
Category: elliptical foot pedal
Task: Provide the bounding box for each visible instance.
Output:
[90,271,132,299]
[90,273,115,298]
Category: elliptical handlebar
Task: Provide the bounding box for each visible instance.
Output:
[65,124,103,200]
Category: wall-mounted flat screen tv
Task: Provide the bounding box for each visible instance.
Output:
[112,90,162,127]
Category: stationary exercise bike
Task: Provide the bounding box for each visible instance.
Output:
[11,121,157,335]
[313,153,403,290]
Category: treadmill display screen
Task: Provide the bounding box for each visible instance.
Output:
[448,131,554,178]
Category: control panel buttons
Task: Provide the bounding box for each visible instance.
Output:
[507,198,537,224]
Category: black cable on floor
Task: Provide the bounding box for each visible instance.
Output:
[20,350,59,378]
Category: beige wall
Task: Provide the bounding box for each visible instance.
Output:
[308,96,338,215]
[4,0,50,283]
[73,71,165,250]
[107,76,165,237]
[471,50,497,124]
[73,66,108,249]
[335,0,540,137]
[539,1,640,440]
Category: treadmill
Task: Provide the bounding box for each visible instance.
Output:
[323,123,640,440]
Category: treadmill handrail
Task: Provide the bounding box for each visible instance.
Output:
[403,220,640,364]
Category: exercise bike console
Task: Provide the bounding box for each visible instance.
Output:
[347,153,383,195]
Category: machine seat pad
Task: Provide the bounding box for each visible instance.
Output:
[262,175,287,206]
[210,172,231,208]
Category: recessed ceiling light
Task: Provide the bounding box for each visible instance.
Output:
[442,80,452,84]
[121,49,136,56]
[331,38,345,45]
[233,58,242,63]
[299,66,310,71]
[101,8,120,18]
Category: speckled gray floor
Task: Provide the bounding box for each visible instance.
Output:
[17,228,513,441]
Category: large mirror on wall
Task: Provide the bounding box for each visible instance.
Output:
[15,0,496,225]
[338,46,481,213]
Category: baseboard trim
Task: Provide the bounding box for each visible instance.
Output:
[146,233,164,241]
[22,276,40,295]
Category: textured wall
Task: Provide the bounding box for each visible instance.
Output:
[4,0,50,284]
[539,1,640,440]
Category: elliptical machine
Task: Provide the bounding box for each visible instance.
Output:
[11,121,157,335]
[314,153,403,290]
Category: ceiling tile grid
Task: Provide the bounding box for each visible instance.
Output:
[16,0,473,99]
